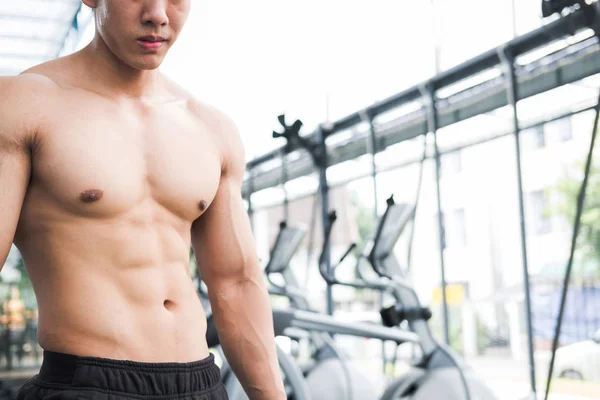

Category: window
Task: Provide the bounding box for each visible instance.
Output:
[447,208,467,248]
[441,151,462,177]
[533,125,546,149]
[435,208,467,249]
[522,125,546,150]
[527,190,551,235]
[555,117,573,142]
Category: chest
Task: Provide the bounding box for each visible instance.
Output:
[32,101,222,221]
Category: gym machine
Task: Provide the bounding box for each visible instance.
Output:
[263,221,377,400]
[205,219,420,399]
[318,196,498,400]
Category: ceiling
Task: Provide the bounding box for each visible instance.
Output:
[0,0,92,76]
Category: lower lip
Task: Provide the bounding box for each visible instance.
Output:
[137,40,164,51]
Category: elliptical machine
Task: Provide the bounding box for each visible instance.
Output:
[318,196,498,400]
[203,220,417,400]
[263,221,378,400]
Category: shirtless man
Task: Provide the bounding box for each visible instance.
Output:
[0,1,285,399]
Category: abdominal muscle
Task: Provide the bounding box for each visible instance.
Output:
[15,218,211,363]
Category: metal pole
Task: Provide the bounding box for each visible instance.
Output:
[498,46,538,399]
[430,0,441,75]
[281,150,290,222]
[427,0,449,346]
[424,84,451,346]
[511,0,518,39]
[247,170,255,232]
[367,115,379,217]
[366,113,386,374]
[317,127,334,316]
[249,105,595,212]
[543,88,600,400]
[246,7,600,173]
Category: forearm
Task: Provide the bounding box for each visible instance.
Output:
[210,273,285,400]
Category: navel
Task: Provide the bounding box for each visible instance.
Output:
[79,189,104,203]
[199,200,208,212]
[163,299,175,311]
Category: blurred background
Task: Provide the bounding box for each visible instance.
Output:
[1,1,600,399]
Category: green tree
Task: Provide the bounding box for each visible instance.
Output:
[552,155,600,276]
[14,256,31,292]
[11,255,38,309]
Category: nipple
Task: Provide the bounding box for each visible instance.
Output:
[80,189,104,203]
[199,200,208,212]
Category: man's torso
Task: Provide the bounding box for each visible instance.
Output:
[11,59,222,362]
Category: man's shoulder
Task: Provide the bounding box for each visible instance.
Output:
[0,72,58,101]
[163,76,246,175]
[0,73,58,143]
[192,101,245,174]
[164,78,237,134]
[191,100,238,139]
[0,67,62,117]
[166,80,244,166]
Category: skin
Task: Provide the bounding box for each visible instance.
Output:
[0,1,285,399]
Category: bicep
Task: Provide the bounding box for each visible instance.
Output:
[0,79,33,267]
[191,176,257,286]
[190,106,257,287]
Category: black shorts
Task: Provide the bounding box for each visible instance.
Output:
[16,350,229,399]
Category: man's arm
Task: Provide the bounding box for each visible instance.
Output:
[0,76,37,270]
[191,111,285,400]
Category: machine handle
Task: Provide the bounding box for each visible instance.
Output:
[318,210,393,291]
[380,305,433,327]
[337,243,356,265]
[367,195,395,280]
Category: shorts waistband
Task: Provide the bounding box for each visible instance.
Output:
[37,350,222,397]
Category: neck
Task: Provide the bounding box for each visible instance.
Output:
[79,33,162,99]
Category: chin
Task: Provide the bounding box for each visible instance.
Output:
[128,56,165,71]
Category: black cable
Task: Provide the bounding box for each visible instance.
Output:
[543,86,600,400]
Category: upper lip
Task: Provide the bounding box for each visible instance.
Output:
[138,35,167,42]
